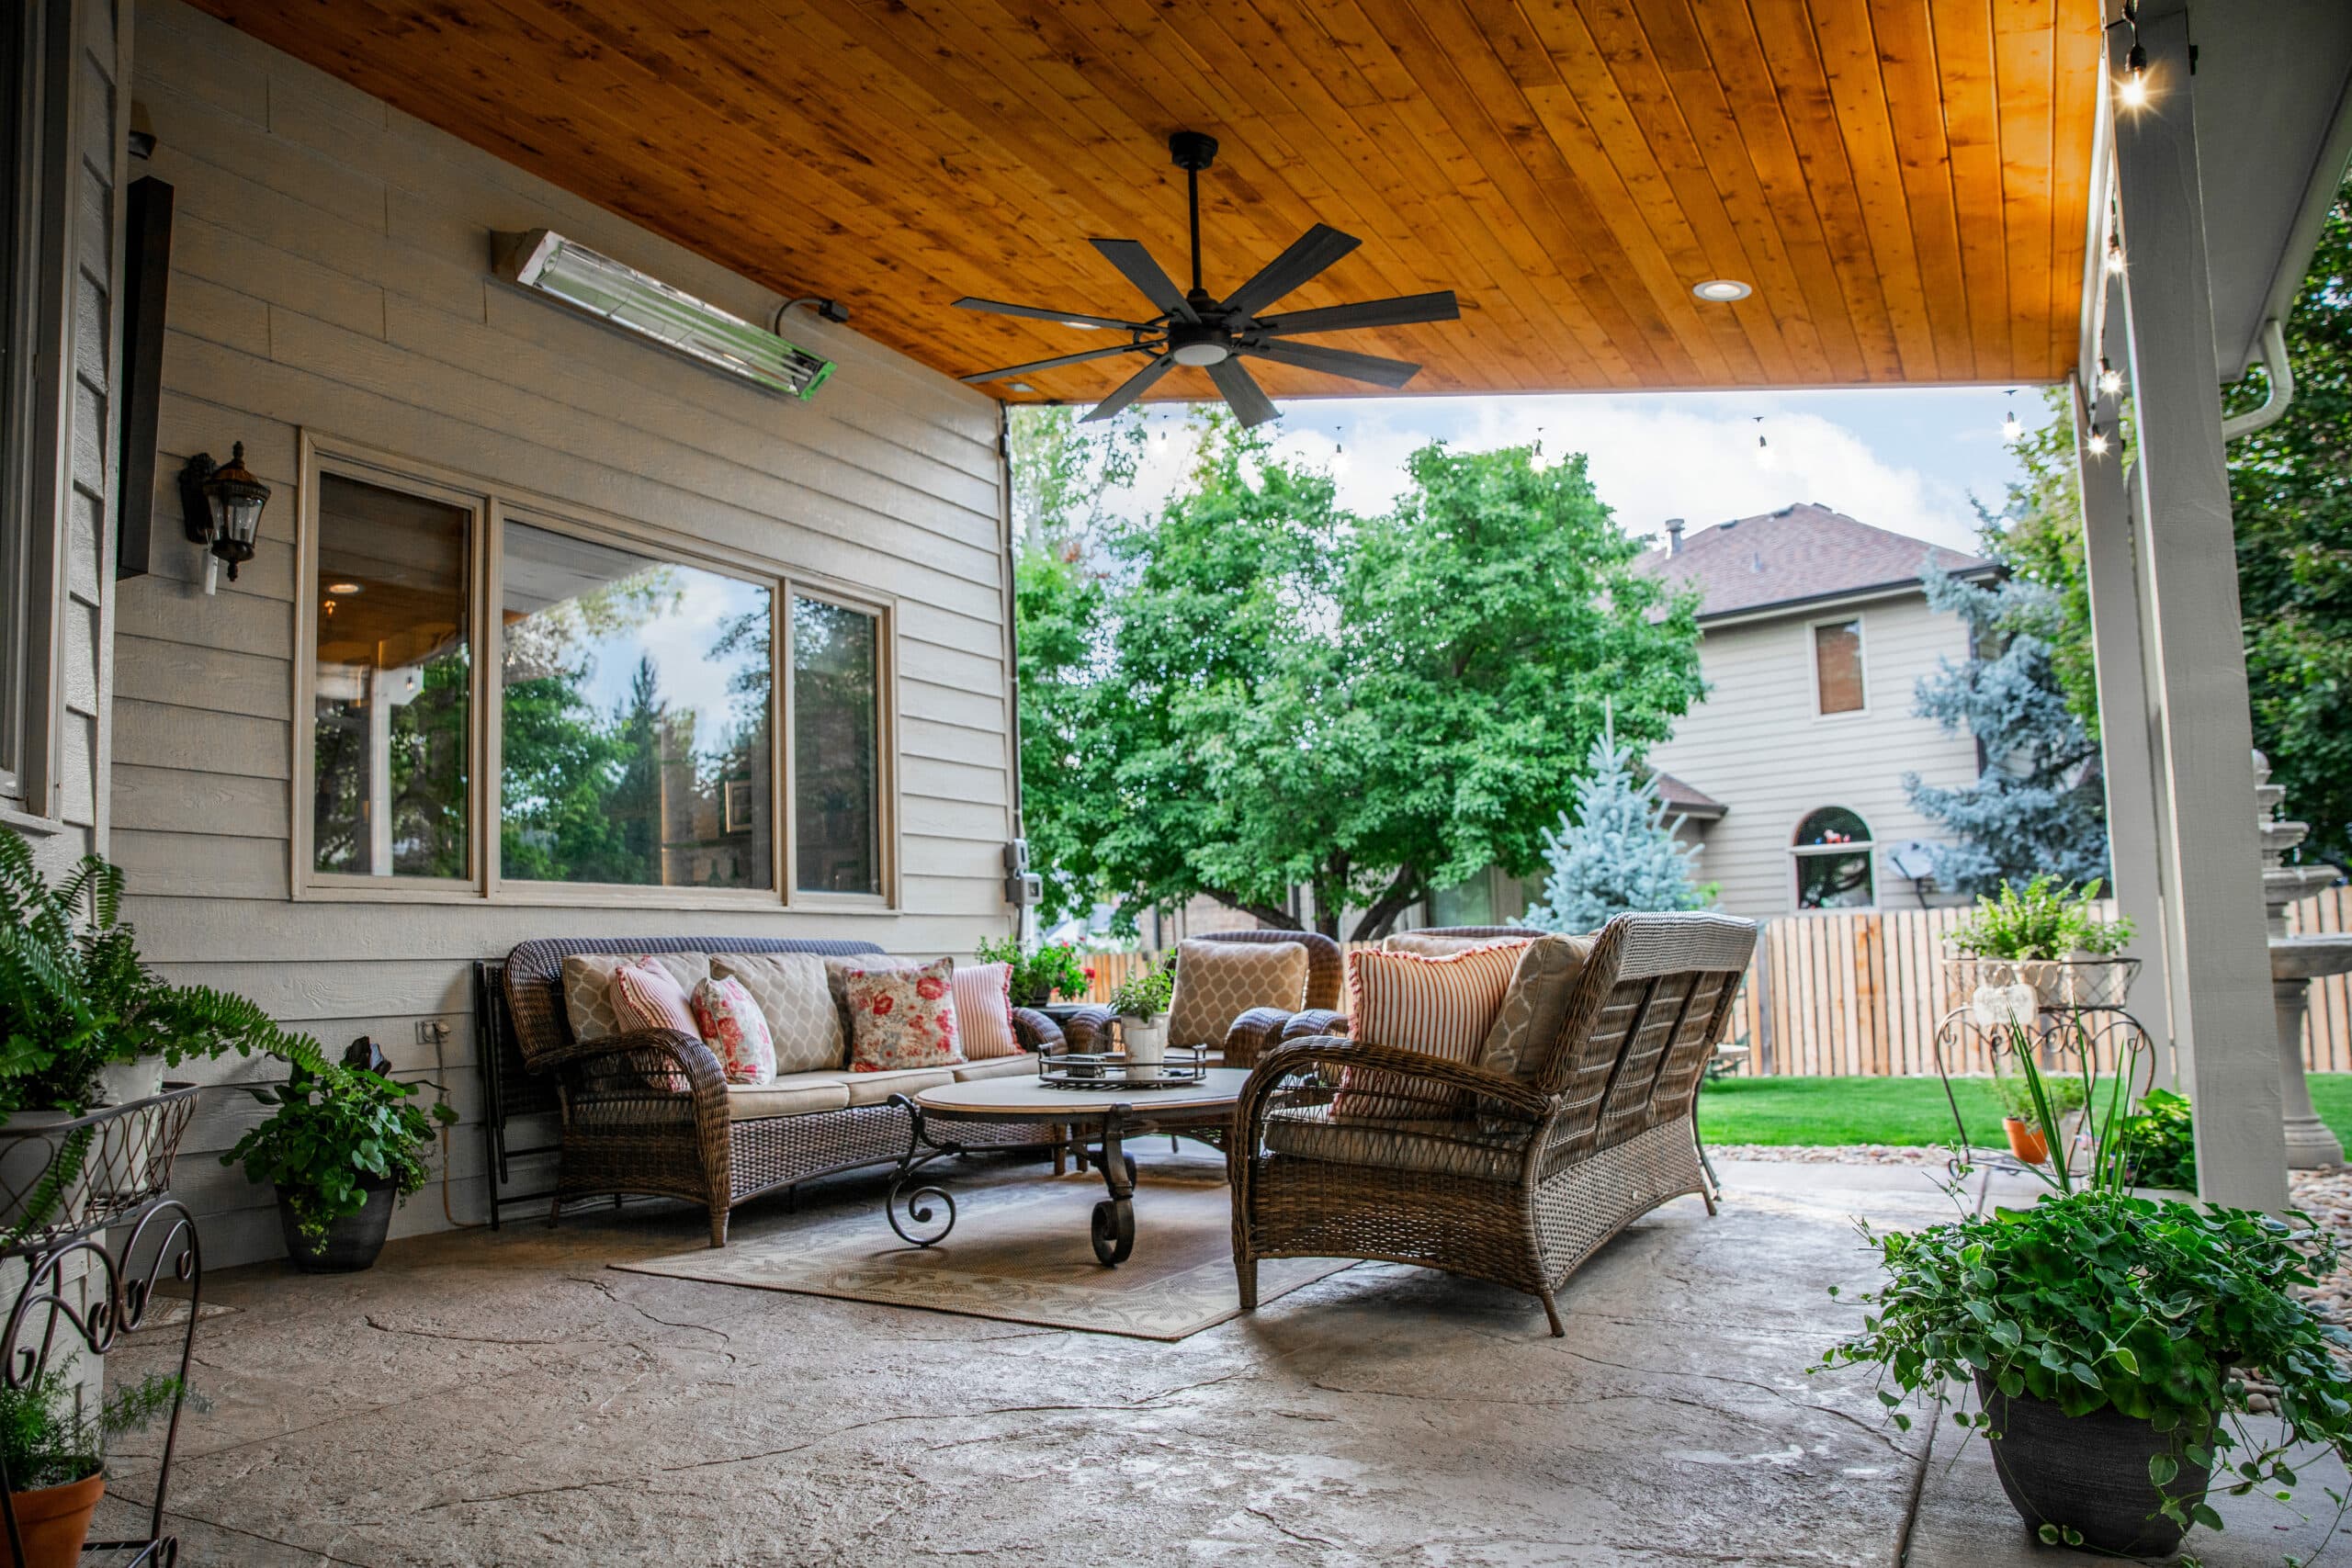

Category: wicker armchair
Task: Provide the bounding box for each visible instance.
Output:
[1230,911,1758,1335]
[501,937,1071,1246]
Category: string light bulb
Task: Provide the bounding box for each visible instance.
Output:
[2098,356,2123,397]
[2087,423,2110,457]
[2001,391,2022,445]
[2105,234,2126,276]
[2118,2,2149,108]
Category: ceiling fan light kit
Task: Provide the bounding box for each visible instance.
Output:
[955,130,1461,426]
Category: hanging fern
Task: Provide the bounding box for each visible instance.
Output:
[0,829,326,1113]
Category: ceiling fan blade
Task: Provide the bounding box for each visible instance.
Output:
[1206,355,1279,427]
[1240,338,1422,389]
[1082,353,1176,422]
[1257,290,1460,336]
[1218,223,1362,321]
[954,296,1156,333]
[960,342,1155,384]
[1091,239,1198,322]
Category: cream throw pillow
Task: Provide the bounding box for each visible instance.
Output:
[1476,934,1594,1082]
[711,953,843,1075]
[1164,940,1309,1049]
[1385,931,1527,957]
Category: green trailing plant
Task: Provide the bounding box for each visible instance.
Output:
[0,1368,197,1491]
[974,936,1094,1009]
[1826,1024,2352,1548]
[1992,1066,2086,1124]
[1947,874,2135,962]
[2118,1088,2198,1191]
[0,833,329,1114]
[1105,962,1174,1020]
[223,1065,457,1244]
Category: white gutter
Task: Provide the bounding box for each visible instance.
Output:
[2220,318,2295,441]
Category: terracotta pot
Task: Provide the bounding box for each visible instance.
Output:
[1976,1374,2209,1556]
[2003,1117,2049,1165]
[3,1468,104,1568]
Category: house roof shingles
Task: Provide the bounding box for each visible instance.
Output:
[1633,502,1996,621]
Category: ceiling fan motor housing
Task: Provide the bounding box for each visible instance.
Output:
[1169,130,1219,171]
[1167,319,1233,367]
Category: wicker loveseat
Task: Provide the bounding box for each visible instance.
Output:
[1230,910,1758,1335]
[502,937,1078,1246]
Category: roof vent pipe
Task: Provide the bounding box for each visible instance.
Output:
[1665,517,1685,555]
[2221,318,2294,442]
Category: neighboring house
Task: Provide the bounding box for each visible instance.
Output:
[1629,503,1999,919]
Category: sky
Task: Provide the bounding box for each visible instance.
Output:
[1102,384,2037,556]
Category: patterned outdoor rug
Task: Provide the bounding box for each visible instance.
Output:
[612,1168,1350,1341]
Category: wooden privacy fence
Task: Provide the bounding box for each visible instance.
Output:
[1075,887,2352,1077]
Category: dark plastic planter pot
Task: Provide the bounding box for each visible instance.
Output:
[277,1178,396,1273]
[1977,1373,2211,1556]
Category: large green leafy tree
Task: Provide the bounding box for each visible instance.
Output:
[2227,190,2352,869]
[1041,421,1702,942]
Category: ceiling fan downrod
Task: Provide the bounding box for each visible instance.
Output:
[1170,130,1218,307]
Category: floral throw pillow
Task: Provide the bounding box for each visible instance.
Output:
[842,957,965,1073]
[692,976,777,1086]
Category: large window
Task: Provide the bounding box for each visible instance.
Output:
[311,474,473,879]
[1813,617,1865,715]
[792,594,879,897]
[501,522,773,890]
[1792,807,1874,910]
[298,439,890,905]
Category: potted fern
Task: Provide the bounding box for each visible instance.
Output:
[1946,875,2137,1012]
[0,1369,187,1567]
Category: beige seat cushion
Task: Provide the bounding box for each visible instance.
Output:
[952,1055,1036,1083]
[1261,1102,1523,1182]
[1385,931,1526,957]
[711,953,843,1074]
[1165,940,1309,1049]
[1476,934,1595,1081]
[560,953,712,1043]
[795,1066,960,1107]
[723,1076,852,1122]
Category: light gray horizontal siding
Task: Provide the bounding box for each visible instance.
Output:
[114,0,1017,1268]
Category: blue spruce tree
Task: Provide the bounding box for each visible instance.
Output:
[1521,716,1704,932]
[1904,564,2108,894]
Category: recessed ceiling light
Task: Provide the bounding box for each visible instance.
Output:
[1009,381,1035,392]
[326,581,362,595]
[1691,278,1752,303]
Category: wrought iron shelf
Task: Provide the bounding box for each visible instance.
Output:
[0,1088,205,1565]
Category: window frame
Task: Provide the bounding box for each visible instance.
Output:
[290,431,900,911]
[1788,806,1877,913]
[1806,613,1870,719]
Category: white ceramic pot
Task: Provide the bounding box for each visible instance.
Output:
[96,1059,164,1108]
[1119,1016,1168,1068]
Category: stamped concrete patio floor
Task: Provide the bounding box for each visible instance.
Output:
[96,1154,1982,1567]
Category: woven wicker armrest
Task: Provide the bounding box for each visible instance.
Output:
[536,1027,728,1109]
[1052,1003,1115,1054]
[1279,1008,1348,1042]
[1238,1037,1554,1127]
[1010,1007,1066,1054]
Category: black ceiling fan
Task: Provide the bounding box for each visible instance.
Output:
[954,131,1460,427]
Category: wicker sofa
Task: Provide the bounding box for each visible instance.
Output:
[1230,910,1758,1335]
[502,936,1084,1247]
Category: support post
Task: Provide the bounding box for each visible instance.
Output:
[2071,353,2173,1063]
[2109,12,2287,1211]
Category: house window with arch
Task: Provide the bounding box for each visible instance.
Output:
[1792,807,1875,909]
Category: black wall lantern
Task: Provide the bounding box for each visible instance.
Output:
[178,442,270,593]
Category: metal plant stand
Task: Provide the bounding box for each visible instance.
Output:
[0,1087,204,1566]
[1930,998,2156,1213]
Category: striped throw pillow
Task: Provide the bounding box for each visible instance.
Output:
[953,962,1022,1060]
[609,957,701,1091]
[1332,940,1532,1122]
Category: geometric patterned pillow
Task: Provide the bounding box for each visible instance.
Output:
[711,953,843,1074]
[951,962,1021,1060]
[1332,941,1532,1121]
[1476,934,1593,1082]
[559,953,711,1044]
[1164,940,1308,1050]
[692,975,777,1086]
[842,957,964,1073]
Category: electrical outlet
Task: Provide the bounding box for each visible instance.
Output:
[416,1020,451,1047]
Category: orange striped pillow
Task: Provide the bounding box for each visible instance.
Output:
[1333,941,1532,1122]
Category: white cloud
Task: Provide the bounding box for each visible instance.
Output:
[1101,391,2002,555]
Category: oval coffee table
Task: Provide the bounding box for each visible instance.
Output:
[884,1067,1251,1267]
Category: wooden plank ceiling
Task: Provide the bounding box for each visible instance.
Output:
[189,0,2105,403]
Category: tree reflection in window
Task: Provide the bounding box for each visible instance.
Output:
[499,522,772,888]
[793,596,879,896]
[1792,806,1874,909]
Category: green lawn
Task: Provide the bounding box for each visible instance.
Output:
[1697,1073,2352,1148]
